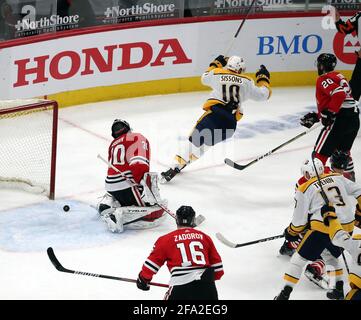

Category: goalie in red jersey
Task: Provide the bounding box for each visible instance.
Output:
[97,119,167,233]
[300,53,360,181]
[137,206,224,300]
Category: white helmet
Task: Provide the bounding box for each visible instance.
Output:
[301,158,324,180]
[226,56,246,73]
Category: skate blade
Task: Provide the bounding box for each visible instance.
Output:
[304,270,330,290]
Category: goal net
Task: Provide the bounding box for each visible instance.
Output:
[0,99,58,199]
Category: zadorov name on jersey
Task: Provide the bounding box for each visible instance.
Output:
[174,233,203,241]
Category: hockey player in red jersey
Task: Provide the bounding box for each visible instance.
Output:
[97,119,166,232]
[300,53,360,181]
[136,206,224,300]
[105,119,150,206]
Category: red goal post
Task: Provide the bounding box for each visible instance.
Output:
[0,99,58,199]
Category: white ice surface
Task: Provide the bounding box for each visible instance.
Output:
[0,87,360,300]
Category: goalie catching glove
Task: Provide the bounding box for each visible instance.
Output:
[300,111,319,128]
[210,55,228,68]
[255,65,270,84]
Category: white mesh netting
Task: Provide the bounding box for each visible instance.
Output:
[0,99,57,198]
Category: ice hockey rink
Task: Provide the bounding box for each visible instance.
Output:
[1,86,360,300]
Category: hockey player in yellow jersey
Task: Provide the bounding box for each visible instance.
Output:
[275,156,361,300]
[322,204,361,300]
[160,55,271,183]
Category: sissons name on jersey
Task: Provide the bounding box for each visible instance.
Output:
[174,233,203,242]
[220,75,243,84]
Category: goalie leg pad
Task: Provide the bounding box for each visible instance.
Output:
[97,192,120,215]
[101,208,124,233]
[122,205,167,230]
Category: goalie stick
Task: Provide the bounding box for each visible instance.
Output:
[216,232,284,248]
[46,247,168,288]
[225,123,321,171]
[97,154,206,227]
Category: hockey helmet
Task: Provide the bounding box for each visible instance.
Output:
[316,53,337,76]
[301,158,324,180]
[176,205,196,227]
[330,150,350,171]
[111,119,130,138]
[226,56,246,73]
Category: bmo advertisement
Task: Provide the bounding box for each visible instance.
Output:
[0,14,358,100]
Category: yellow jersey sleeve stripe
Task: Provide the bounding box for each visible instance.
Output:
[289,223,307,233]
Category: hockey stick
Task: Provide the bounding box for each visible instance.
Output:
[225,123,321,171]
[47,247,168,288]
[97,154,206,227]
[224,0,257,56]
[216,232,284,248]
[311,151,350,274]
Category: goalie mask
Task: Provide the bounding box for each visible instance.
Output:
[176,205,195,227]
[111,119,130,138]
[226,56,246,74]
[301,158,324,180]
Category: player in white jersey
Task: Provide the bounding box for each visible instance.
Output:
[279,151,353,290]
[275,156,361,300]
[160,55,271,182]
[322,204,361,300]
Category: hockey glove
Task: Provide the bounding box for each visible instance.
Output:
[210,55,228,68]
[279,240,296,256]
[321,204,337,226]
[136,273,150,291]
[300,112,319,128]
[355,204,361,228]
[255,65,270,84]
[284,227,301,243]
[320,109,336,127]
